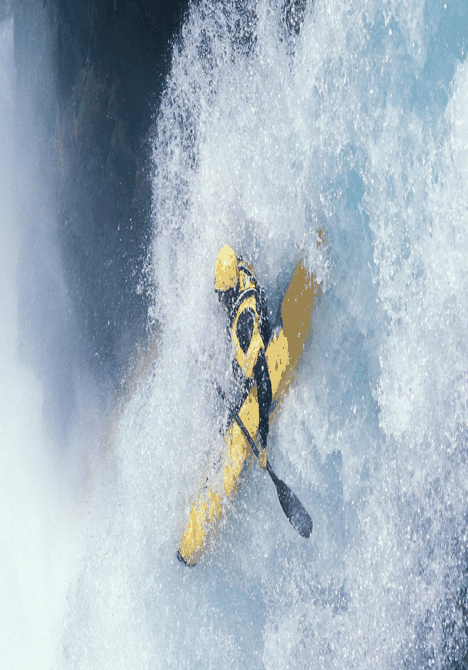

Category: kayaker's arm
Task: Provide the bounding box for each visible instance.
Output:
[236,309,272,466]
[253,350,272,451]
[236,307,255,353]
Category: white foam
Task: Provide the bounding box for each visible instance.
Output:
[0,15,99,670]
[62,1,468,668]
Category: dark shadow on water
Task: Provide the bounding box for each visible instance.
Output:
[13,0,189,403]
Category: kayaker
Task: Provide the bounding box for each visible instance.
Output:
[214,245,272,468]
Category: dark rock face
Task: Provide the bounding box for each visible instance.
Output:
[14,0,189,386]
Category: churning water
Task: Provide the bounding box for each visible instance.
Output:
[0,10,99,670]
[4,0,468,668]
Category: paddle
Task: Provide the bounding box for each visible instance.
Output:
[216,385,313,539]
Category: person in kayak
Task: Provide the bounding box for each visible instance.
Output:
[214,245,272,468]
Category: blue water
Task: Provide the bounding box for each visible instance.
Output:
[3,1,468,668]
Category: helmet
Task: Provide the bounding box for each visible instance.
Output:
[214,245,239,292]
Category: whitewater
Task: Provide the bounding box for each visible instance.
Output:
[3,0,468,668]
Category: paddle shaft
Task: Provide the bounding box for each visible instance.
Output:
[235,412,281,488]
[215,384,313,538]
[218,387,274,471]
[216,384,281,477]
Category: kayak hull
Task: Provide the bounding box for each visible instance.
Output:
[178,259,320,565]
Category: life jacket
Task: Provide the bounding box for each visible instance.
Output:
[229,261,267,381]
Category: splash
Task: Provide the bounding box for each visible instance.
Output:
[0,10,100,669]
[62,1,468,668]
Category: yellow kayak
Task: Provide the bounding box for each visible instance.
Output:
[177,258,321,566]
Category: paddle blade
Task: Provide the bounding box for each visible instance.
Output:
[276,479,313,538]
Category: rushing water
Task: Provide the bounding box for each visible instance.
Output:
[0,9,99,669]
[4,0,468,668]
